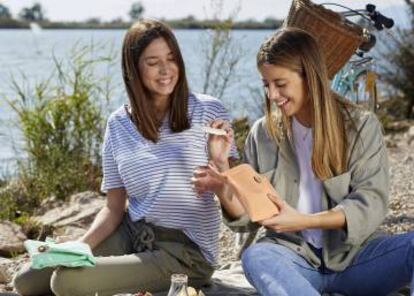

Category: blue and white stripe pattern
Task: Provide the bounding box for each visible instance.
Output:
[101,93,238,264]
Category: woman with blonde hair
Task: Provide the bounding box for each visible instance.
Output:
[14,19,237,296]
[193,27,414,295]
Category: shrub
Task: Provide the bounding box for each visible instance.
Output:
[379,1,414,119]
[1,43,115,220]
[232,117,250,161]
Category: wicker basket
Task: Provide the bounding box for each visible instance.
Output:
[284,0,364,78]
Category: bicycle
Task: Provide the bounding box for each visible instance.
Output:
[328,3,395,112]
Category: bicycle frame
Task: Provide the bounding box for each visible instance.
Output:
[328,3,393,112]
[331,58,378,110]
[331,63,369,97]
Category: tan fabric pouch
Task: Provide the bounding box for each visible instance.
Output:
[221,164,280,222]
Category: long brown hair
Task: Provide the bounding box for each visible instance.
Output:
[122,19,190,142]
[257,27,354,180]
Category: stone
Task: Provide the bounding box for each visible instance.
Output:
[406,125,414,145]
[33,191,105,229]
[0,262,10,284]
[0,221,27,257]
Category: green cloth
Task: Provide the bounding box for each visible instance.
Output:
[24,238,96,269]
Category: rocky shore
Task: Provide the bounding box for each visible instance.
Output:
[0,126,413,294]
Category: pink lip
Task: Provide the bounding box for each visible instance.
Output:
[276,98,289,107]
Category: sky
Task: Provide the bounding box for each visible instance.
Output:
[1,0,409,23]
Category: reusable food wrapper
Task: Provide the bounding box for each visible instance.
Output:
[24,238,96,269]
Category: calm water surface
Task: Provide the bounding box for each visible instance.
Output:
[0,29,273,174]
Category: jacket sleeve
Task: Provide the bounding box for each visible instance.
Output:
[338,112,390,245]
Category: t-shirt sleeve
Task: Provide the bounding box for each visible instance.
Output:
[100,120,124,192]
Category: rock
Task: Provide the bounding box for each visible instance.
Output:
[70,191,99,204]
[0,257,15,285]
[53,226,87,240]
[35,195,65,216]
[0,255,29,292]
[385,120,411,133]
[406,125,414,145]
[0,264,10,284]
[33,191,105,230]
[0,221,27,257]
[34,206,79,226]
[385,135,398,148]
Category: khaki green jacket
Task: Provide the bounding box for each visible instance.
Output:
[224,109,390,272]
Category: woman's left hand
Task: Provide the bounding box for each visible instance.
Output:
[206,119,234,169]
[191,161,225,195]
[259,195,311,233]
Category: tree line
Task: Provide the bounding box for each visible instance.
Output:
[0,1,143,22]
[0,1,281,30]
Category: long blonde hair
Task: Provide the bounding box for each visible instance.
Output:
[257,27,353,180]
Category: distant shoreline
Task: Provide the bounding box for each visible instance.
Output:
[0,19,282,30]
[0,27,278,31]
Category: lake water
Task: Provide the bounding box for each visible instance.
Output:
[0,29,273,175]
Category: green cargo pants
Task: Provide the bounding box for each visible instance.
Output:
[13,213,214,296]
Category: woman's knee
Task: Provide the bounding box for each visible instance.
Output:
[241,242,304,277]
[13,263,54,296]
[50,267,85,296]
[13,269,29,295]
[241,243,279,271]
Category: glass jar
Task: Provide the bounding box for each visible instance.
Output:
[167,273,189,296]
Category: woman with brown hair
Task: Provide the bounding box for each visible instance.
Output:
[193,27,414,295]
[13,19,237,296]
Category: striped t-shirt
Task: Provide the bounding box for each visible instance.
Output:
[101,93,238,264]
